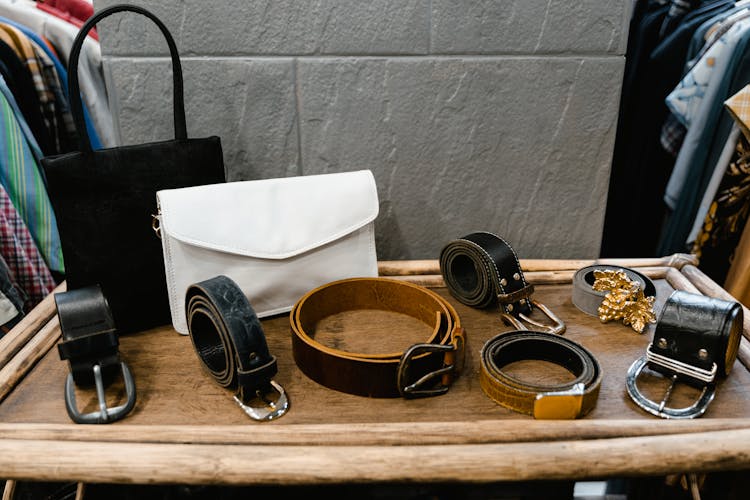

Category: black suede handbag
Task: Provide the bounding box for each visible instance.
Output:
[41,4,226,334]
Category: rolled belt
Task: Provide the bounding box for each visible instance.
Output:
[290,277,465,398]
[572,264,655,317]
[479,330,602,419]
[626,290,743,419]
[186,275,289,421]
[55,284,136,424]
[439,231,564,334]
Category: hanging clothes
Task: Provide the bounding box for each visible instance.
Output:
[0,37,53,156]
[0,15,98,151]
[0,251,26,334]
[0,1,115,148]
[36,0,97,39]
[0,182,55,313]
[691,132,750,282]
[657,15,750,255]
[0,22,71,157]
[601,0,735,258]
[689,83,750,293]
[0,73,63,274]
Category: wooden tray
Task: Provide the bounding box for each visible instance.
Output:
[0,255,748,485]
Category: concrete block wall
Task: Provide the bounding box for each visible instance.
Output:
[94,0,631,260]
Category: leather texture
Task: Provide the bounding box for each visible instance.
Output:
[185,275,278,404]
[571,264,655,317]
[157,170,379,334]
[650,290,743,380]
[290,277,465,398]
[479,330,602,418]
[55,285,119,386]
[40,4,226,334]
[439,231,533,315]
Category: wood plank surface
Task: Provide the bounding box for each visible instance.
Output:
[0,258,748,484]
[0,278,748,428]
[0,282,64,371]
[0,428,749,485]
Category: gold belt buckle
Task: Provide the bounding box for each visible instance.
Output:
[533,382,585,419]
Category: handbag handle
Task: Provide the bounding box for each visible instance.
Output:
[68,4,187,153]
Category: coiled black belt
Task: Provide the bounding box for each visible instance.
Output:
[439,231,564,334]
[185,275,288,421]
[479,330,602,419]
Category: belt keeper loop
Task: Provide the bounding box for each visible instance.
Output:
[496,284,535,305]
[440,326,465,386]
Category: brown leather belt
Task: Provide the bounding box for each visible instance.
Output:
[290,277,465,398]
[479,330,602,419]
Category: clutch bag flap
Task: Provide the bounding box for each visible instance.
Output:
[157,169,379,334]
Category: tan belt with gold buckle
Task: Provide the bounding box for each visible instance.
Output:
[290,277,465,398]
[479,330,602,419]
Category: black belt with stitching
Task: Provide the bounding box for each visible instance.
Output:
[185,275,289,421]
[55,284,136,424]
[439,231,564,334]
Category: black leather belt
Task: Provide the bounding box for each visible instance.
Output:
[290,277,465,398]
[479,330,602,419]
[185,275,288,421]
[439,231,564,334]
[626,290,743,419]
[55,285,136,424]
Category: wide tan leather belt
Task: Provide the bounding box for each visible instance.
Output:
[479,330,602,419]
[290,277,465,398]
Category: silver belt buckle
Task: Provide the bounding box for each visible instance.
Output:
[233,379,290,422]
[64,361,137,424]
[626,344,717,419]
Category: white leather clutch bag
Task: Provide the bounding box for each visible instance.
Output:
[156,169,379,334]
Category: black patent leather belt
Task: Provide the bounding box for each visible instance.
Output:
[439,231,565,334]
[55,285,136,424]
[479,330,602,419]
[186,275,288,421]
[626,290,743,419]
[290,277,465,398]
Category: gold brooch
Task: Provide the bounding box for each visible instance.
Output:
[592,269,656,333]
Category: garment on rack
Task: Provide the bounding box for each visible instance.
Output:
[691,132,750,282]
[0,251,26,334]
[0,15,96,151]
[36,0,97,39]
[601,0,735,258]
[0,37,52,156]
[663,16,750,210]
[0,74,63,274]
[658,20,750,255]
[0,2,114,148]
[0,22,75,157]
[0,182,55,313]
[687,124,741,245]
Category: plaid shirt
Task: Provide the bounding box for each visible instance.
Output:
[0,75,64,274]
[0,184,55,312]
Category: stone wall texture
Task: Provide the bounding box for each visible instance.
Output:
[94,0,631,260]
